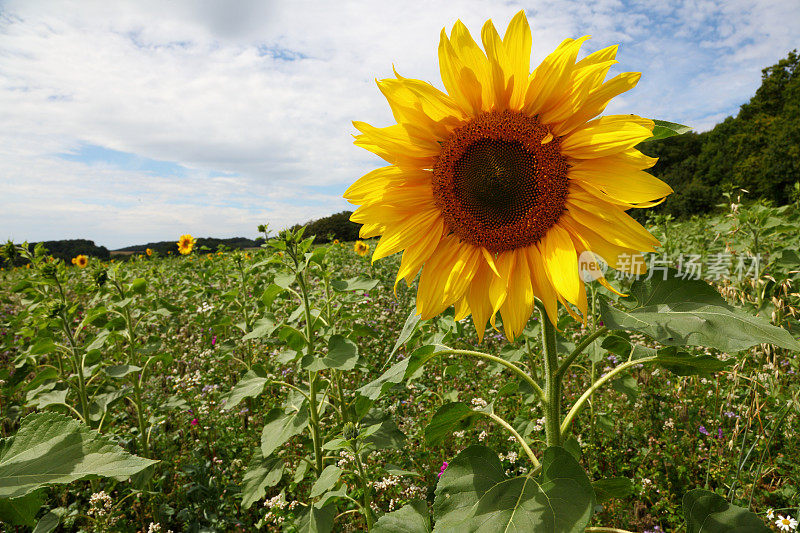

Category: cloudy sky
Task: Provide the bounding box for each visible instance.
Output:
[2,0,798,249]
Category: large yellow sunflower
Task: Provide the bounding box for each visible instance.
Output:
[344,11,672,341]
[74,255,88,268]
[177,234,196,255]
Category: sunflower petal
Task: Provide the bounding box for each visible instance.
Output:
[502,10,532,109]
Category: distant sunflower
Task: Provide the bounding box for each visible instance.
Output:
[333,239,340,245]
[177,234,196,255]
[345,11,671,340]
[146,248,153,256]
[354,240,370,257]
[75,255,89,269]
[71,257,77,265]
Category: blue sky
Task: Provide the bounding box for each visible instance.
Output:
[1,0,798,249]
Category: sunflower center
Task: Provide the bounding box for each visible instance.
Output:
[432,110,569,253]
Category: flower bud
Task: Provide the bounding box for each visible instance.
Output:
[343,422,358,441]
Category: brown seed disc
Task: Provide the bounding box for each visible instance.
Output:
[432,110,569,253]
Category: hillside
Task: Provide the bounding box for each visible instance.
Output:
[642,50,800,217]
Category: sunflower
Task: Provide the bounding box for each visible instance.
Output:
[333,239,340,245]
[71,257,77,265]
[354,240,370,257]
[146,248,153,256]
[74,255,88,269]
[344,11,671,341]
[177,234,196,255]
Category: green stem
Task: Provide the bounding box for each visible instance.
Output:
[539,303,561,447]
[298,271,324,475]
[429,349,544,403]
[352,445,374,529]
[561,356,658,437]
[61,312,91,427]
[556,327,608,378]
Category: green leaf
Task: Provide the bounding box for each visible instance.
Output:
[599,268,800,352]
[32,507,65,533]
[310,465,342,498]
[330,276,379,292]
[655,346,732,376]
[391,311,422,358]
[0,489,44,526]
[273,272,295,290]
[129,278,147,295]
[683,489,769,532]
[592,477,633,503]
[242,316,278,340]
[322,335,358,370]
[261,405,309,457]
[373,500,432,533]
[223,365,270,410]
[279,325,307,351]
[241,451,283,510]
[0,412,157,498]
[433,445,505,531]
[357,344,441,401]
[104,364,142,378]
[646,119,692,142]
[611,375,638,401]
[425,402,480,446]
[433,446,595,532]
[296,503,335,533]
[260,284,284,308]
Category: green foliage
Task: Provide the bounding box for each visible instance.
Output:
[0,412,157,499]
[292,210,361,243]
[600,268,800,352]
[433,446,595,532]
[683,489,769,532]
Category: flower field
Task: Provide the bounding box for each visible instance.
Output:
[1,200,799,532]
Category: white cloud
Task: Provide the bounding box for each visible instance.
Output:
[1,0,798,248]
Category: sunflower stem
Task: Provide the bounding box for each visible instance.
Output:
[538,302,561,448]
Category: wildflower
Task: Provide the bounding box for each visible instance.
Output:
[177,234,196,255]
[74,254,89,268]
[344,11,669,340]
[190,418,199,426]
[776,515,798,531]
[146,248,153,256]
[471,397,488,408]
[699,425,709,435]
[438,461,448,478]
[333,239,340,245]
[767,509,775,520]
[354,240,370,257]
[211,335,216,346]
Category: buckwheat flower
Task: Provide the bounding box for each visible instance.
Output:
[478,430,488,441]
[471,397,488,408]
[776,515,798,531]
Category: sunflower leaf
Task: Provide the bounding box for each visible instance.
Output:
[433,446,595,532]
[646,119,692,142]
[600,269,800,352]
[683,489,769,532]
[241,451,284,510]
[0,412,157,499]
[373,500,432,533]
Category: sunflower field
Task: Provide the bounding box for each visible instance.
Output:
[2,11,800,533]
